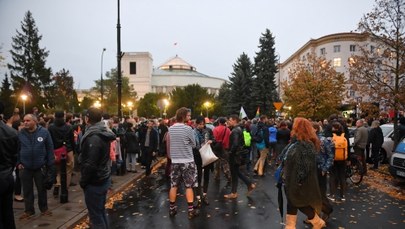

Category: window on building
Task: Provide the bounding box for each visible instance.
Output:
[350,45,356,52]
[334,45,341,53]
[333,58,341,67]
[320,48,326,55]
[130,62,136,75]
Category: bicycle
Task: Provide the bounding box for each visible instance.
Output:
[346,153,364,185]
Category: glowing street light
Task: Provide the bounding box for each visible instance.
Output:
[21,94,27,115]
[127,101,133,117]
[204,101,211,118]
[163,99,169,118]
[93,100,101,108]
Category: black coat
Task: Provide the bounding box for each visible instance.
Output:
[368,127,384,151]
[0,121,19,176]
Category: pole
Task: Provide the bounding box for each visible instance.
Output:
[117,0,122,119]
[101,48,106,110]
[23,100,25,115]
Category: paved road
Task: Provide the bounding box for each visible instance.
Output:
[106,164,405,229]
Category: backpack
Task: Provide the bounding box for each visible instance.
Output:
[243,130,252,147]
[268,126,277,143]
[252,128,264,143]
[332,133,348,161]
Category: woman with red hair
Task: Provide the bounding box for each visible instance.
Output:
[281,117,325,229]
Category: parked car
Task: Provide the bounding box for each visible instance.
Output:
[349,123,395,163]
[389,137,405,181]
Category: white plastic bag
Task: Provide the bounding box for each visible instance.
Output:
[199,143,218,167]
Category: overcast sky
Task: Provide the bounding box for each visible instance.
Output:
[0,0,375,90]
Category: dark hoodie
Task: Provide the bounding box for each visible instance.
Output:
[79,122,116,188]
[48,117,75,152]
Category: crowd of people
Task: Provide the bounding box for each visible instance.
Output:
[1,100,405,228]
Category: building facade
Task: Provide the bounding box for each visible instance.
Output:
[121,53,226,99]
[278,32,377,116]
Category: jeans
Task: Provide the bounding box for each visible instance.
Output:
[318,170,333,215]
[0,173,16,229]
[329,161,347,198]
[229,158,252,193]
[20,168,48,214]
[84,178,111,229]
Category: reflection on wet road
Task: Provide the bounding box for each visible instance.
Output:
[107,164,405,229]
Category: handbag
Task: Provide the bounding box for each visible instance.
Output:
[199,143,219,167]
[54,145,67,164]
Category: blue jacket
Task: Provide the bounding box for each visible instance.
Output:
[316,134,335,172]
[18,126,55,169]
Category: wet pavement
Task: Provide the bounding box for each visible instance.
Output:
[106,163,405,229]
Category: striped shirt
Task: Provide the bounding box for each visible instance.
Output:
[169,123,196,164]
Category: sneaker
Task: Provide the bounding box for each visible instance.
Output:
[19,212,34,220]
[247,183,256,196]
[195,199,202,209]
[14,195,24,202]
[327,195,336,202]
[169,207,177,217]
[188,209,199,219]
[41,210,52,216]
[341,195,346,202]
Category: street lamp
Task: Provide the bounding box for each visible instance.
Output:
[21,94,27,115]
[163,99,169,118]
[204,101,211,118]
[127,101,133,117]
[93,100,101,109]
[101,48,106,109]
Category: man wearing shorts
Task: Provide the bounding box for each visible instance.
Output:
[168,107,198,219]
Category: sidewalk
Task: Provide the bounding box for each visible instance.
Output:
[14,157,165,229]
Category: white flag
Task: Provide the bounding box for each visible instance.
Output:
[239,106,248,119]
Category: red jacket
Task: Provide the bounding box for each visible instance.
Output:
[213,125,231,150]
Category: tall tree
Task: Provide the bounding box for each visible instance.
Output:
[252,29,279,116]
[8,11,52,112]
[217,82,232,115]
[92,68,137,115]
[226,53,254,117]
[282,52,345,120]
[168,84,215,118]
[349,0,405,144]
[0,74,15,117]
[137,92,166,118]
[50,69,76,111]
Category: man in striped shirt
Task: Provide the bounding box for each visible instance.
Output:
[168,107,199,219]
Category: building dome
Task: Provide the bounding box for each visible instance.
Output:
[159,55,196,71]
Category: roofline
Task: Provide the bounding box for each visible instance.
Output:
[281,32,370,66]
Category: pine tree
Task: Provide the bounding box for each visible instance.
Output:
[8,11,52,112]
[252,29,279,116]
[0,74,15,117]
[227,53,254,117]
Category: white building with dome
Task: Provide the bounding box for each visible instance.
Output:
[121,52,227,99]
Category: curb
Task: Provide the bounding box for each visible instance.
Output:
[67,157,166,229]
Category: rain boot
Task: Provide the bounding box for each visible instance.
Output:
[308,213,326,229]
[285,214,297,229]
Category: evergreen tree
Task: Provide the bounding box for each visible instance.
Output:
[8,11,52,112]
[0,74,15,117]
[50,69,76,111]
[217,82,232,115]
[252,29,279,116]
[227,53,254,117]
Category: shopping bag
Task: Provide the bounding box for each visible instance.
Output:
[199,143,218,167]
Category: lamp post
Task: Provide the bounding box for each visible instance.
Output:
[117,0,123,119]
[21,94,27,115]
[101,48,106,109]
[204,101,211,118]
[276,52,281,98]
